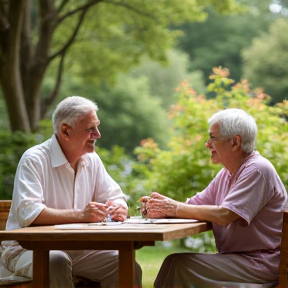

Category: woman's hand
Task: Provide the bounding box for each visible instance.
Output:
[140,192,179,219]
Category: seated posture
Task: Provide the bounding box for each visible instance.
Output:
[141,108,287,288]
[1,96,142,288]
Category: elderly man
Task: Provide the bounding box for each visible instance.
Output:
[1,96,142,288]
[142,108,287,288]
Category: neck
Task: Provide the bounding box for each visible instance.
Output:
[56,134,80,171]
[227,151,253,175]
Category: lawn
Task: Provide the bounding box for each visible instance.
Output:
[136,241,188,288]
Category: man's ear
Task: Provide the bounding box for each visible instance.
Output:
[61,123,70,139]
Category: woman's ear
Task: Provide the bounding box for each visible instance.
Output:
[232,135,241,148]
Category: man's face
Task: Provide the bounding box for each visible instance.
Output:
[68,110,101,156]
[205,123,232,166]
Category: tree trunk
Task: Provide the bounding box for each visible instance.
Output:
[21,0,56,132]
[0,0,30,132]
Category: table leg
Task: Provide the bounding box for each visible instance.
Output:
[32,249,49,288]
[118,243,135,288]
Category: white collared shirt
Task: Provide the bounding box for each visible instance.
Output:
[6,134,127,230]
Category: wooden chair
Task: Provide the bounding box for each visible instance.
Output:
[0,200,11,231]
[276,210,288,288]
[0,200,32,287]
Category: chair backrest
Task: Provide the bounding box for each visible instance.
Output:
[277,210,288,288]
[0,200,11,230]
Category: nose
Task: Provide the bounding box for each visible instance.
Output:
[90,128,101,139]
[205,140,213,149]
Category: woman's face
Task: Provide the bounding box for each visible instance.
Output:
[205,123,233,166]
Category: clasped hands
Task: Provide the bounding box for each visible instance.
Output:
[84,200,127,223]
[140,192,179,219]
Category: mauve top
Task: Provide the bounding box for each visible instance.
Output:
[187,151,287,277]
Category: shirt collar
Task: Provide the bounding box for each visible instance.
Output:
[50,134,68,168]
[50,135,90,168]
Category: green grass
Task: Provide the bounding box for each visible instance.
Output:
[136,241,188,288]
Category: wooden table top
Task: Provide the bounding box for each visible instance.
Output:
[0,221,212,243]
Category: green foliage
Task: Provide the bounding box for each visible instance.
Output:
[94,76,168,152]
[130,50,206,109]
[176,0,273,83]
[242,18,288,103]
[0,131,39,199]
[135,67,288,202]
[0,93,9,131]
[51,0,242,86]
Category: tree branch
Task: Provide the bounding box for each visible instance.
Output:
[41,51,66,118]
[56,0,103,25]
[49,0,105,62]
[49,7,87,61]
[56,0,70,15]
[104,0,154,19]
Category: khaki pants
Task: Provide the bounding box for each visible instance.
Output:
[154,252,278,288]
[15,250,142,288]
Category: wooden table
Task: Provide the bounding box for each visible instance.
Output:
[0,221,211,288]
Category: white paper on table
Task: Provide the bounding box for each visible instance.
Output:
[125,218,200,224]
[54,222,165,230]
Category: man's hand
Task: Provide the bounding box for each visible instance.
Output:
[84,202,108,222]
[105,200,128,222]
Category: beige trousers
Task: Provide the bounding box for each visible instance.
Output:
[15,249,142,288]
[154,252,278,288]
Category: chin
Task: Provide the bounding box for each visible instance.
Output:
[211,156,220,164]
[86,144,95,153]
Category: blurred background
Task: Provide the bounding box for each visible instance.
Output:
[0,1,288,286]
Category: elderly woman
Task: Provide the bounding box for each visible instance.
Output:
[142,108,287,288]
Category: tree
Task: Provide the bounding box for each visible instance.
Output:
[130,50,206,109]
[0,0,240,133]
[176,0,274,84]
[242,18,288,103]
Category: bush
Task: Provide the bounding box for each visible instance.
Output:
[0,131,40,199]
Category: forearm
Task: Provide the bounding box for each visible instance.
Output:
[31,207,84,225]
[176,203,240,226]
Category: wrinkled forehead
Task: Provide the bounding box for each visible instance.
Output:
[208,123,220,135]
[74,110,100,126]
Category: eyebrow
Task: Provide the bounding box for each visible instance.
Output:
[85,121,100,130]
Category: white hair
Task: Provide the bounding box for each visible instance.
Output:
[52,96,98,134]
[208,108,257,153]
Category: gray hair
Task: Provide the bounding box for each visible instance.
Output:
[208,108,257,153]
[52,96,98,134]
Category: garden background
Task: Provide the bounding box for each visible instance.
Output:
[0,1,288,287]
